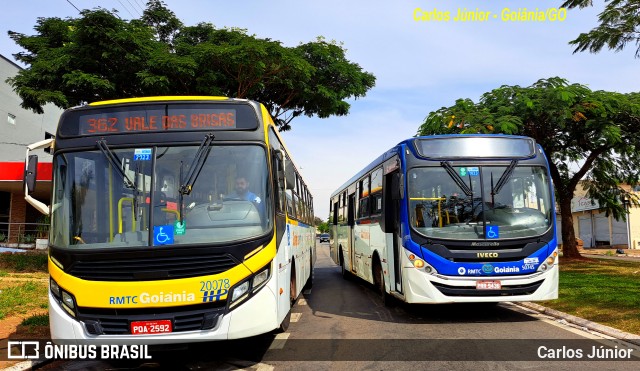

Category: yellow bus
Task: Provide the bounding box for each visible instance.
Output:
[24,96,315,342]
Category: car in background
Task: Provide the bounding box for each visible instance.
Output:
[319,233,330,243]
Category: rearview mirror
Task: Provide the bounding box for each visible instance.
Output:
[285,157,296,190]
[25,155,38,194]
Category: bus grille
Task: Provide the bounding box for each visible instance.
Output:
[431,280,543,297]
[77,303,226,335]
[68,253,239,281]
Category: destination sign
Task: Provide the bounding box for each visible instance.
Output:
[414,136,536,159]
[59,103,258,136]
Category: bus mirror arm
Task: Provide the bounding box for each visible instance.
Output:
[24,138,55,215]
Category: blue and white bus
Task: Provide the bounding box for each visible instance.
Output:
[329,135,558,304]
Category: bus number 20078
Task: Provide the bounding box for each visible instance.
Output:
[200,279,230,292]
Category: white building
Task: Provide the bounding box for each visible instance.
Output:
[0,54,62,243]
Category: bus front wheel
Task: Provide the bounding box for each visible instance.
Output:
[277,310,290,333]
[340,249,349,280]
[373,259,392,307]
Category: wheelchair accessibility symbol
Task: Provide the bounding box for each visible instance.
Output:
[153,225,174,245]
[486,226,499,239]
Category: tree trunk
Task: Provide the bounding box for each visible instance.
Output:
[559,196,582,259]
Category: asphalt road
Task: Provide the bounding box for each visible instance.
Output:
[35,241,640,370]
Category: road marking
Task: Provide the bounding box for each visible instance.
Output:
[297,298,308,306]
[254,363,275,371]
[268,333,290,350]
[290,312,302,322]
[227,359,274,371]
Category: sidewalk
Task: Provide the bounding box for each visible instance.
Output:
[579,247,640,261]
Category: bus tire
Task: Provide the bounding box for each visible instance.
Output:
[340,248,349,280]
[303,254,313,290]
[290,261,297,306]
[276,309,291,333]
[373,259,392,307]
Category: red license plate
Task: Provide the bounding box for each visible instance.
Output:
[130,320,172,335]
[476,280,501,290]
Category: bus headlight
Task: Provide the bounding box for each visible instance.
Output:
[228,263,272,310]
[252,267,270,291]
[546,250,558,265]
[538,250,558,272]
[230,281,250,305]
[62,291,75,309]
[50,278,77,317]
[50,278,61,298]
[60,290,77,318]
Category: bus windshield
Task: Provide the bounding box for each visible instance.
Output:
[408,165,552,240]
[50,144,271,249]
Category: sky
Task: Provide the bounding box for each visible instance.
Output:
[1,0,638,219]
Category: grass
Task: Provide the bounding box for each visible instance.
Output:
[0,253,49,319]
[0,280,48,320]
[21,314,49,327]
[539,257,640,335]
[0,252,48,272]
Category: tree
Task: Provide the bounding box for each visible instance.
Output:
[314,216,330,233]
[561,0,640,57]
[418,77,640,258]
[7,1,375,130]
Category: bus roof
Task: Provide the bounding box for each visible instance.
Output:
[89,96,232,106]
[330,134,538,199]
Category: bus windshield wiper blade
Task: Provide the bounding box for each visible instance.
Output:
[440,161,473,197]
[179,133,215,195]
[492,160,518,196]
[97,140,135,189]
[177,133,215,222]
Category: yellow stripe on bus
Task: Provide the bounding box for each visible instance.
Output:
[90,96,229,106]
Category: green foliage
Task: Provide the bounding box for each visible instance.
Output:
[19,234,36,244]
[561,0,640,57]
[316,221,331,234]
[21,314,49,327]
[313,216,331,233]
[7,1,375,131]
[418,77,640,256]
[0,253,48,272]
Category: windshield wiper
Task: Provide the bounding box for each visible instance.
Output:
[97,140,141,220]
[491,159,518,196]
[177,133,215,222]
[440,161,473,197]
[97,140,136,189]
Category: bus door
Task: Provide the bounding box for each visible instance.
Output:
[348,193,356,274]
[384,170,402,294]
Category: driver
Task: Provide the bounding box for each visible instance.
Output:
[227,175,265,217]
[232,176,261,204]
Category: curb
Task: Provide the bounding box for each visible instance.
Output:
[514,301,640,346]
